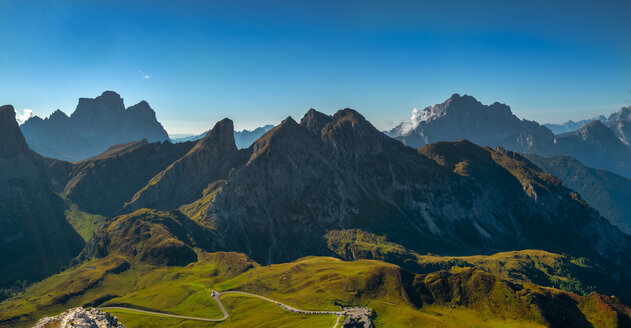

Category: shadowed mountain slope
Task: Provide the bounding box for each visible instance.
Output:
[0,105,84,287]
[525,154,631,234]
[123,118,249,212]
[60,139,195,217]
[20,91,169,161]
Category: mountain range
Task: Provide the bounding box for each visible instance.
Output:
[3,93,631,327]
[20,91,169,161]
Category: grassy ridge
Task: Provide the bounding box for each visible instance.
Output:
[2,252,630,328]
[326,229,615,296]
[2,210,630,328]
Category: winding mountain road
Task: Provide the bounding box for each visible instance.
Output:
[99,289,346,327]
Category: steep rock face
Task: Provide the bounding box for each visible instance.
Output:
[554,121,631,177]
[62,139,194,216]
[20,91,169,161]
[124,119,249,211]
[525,154,631,234]
[387,94,555,153]
[0,105,84,287]
[203,109,631,282]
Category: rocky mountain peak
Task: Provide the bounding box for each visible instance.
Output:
[300,108,332,134]
[126,100,152,112]
[576,120,617,140]
[20,91,169,161]
[195,118,237,154]
[0,104,28,157]
[330,108,369,126]
[49,109,69,121]
[71,90,125,120]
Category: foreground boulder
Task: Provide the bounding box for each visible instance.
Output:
[33,307,125,328]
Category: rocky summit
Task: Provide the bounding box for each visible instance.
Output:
[20,91,169,161]
[386,93,555,154]
[388,94,631,178]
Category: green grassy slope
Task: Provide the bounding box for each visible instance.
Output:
[326,229,619,297]
[2,252,630,328]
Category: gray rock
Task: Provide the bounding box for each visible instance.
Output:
[33,307,125,328]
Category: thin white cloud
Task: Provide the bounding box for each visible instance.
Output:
[14,109,33,125]
[139,70,151,80]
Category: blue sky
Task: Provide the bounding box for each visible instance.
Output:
[1,0,630,134]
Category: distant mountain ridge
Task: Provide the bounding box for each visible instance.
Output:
[545,116,607,134]
[387,95,631,177]
[386,94,556,154]
[171,124,274,149]
[525,154,631,234]
[20,91,169,161]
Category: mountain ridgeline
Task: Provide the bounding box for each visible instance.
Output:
[20,91,169,161]
[387,94,631,178]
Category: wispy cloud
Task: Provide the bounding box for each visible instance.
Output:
[139,70,151,80]
[14,109,33,124]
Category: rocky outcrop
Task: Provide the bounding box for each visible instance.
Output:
[387,94,555,154]
[20,91,169,161]
[33,307,125,328]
